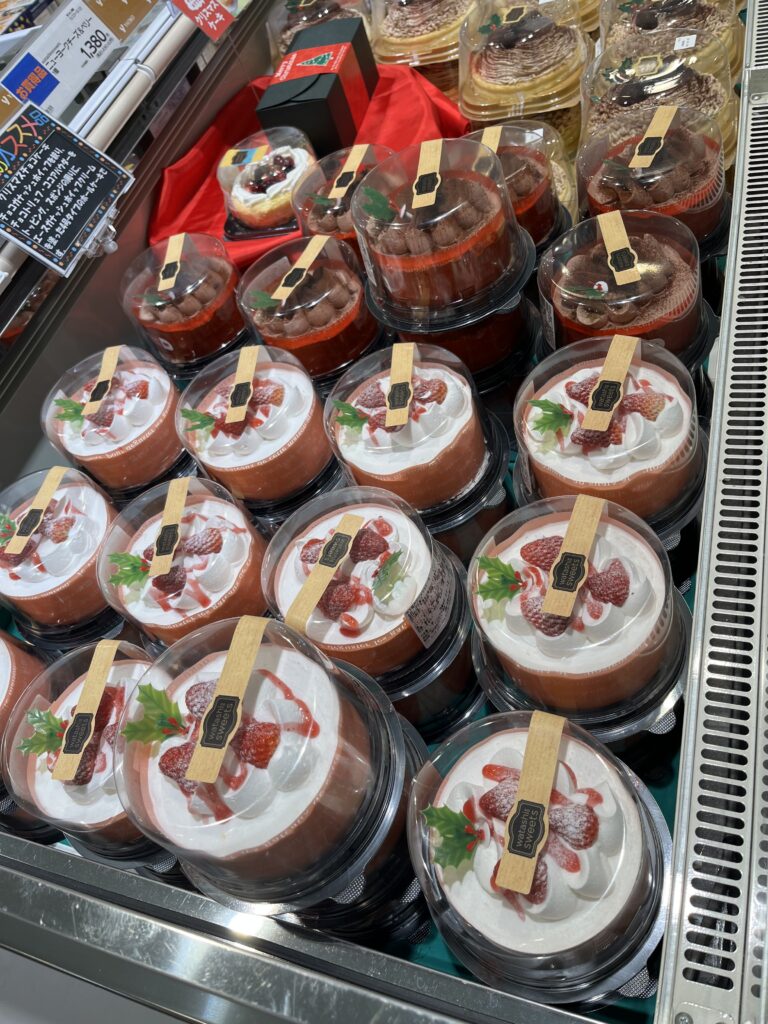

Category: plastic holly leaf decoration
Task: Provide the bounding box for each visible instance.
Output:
[361,186,395,223]
[333,399,368,432]
[247,290,281,310]
[0,513,15,549]
[528,398,573,435]
[423,805,484,869]
[181,408,216,433]
[54,398,85,424]
[310,193,337,209]
[121,683,186,743]
[109,552,150,588]
[374,550,404,603]
[19,708,66,756]
[476,555,523,604]
[478,12,502,32]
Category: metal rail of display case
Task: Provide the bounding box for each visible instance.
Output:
[0,4,767,1024]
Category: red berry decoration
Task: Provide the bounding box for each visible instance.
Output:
[318,579,357,620]
[350,527,389,563]
[587,558,630,607]
[231,721,281,769]
[520,535,563,572]
[185,680,216,720]
[124,379,149,400]
[357,382,387,408]
[152,565,187,596]
[564,374,599,405]
[620,391,666,421]
[521,590,570,637]
[159,742,197,795]
[413,377,448,404]
[182,528,223,556]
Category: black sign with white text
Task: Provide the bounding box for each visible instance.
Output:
[0,104,132,275]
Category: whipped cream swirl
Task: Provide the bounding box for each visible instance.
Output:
[525,364,692,485]
[432,730,643,955]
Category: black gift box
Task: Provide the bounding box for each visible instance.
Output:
[257,18,378,156]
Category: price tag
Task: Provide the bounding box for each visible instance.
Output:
[285,513,365,634]
[0,105,132,276]
[185,617,268,784]
[385,342,414,428]
[52,640,120,782]
[542,495,604,618]
[580,335,638,432]
[495,712,565,894]
[225,345,260,424]
[148,477,190,579]
[412,139,442,210]
[5,466,67,556]
[674,34,696,50]
[84,0,155,41]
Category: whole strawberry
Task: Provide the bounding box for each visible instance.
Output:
[124,379,149,400]
[620,391,666,421]
[564,374,599,406]
[318,579,356,620]
[521,536,563,571]
[350,527,389,563]
[182,528,223,556]
[521,590,569,637]
[231,721,280,769]
[357,382,387,408]
[152,565,187,596]
[185,680,216,720]
[159,742,197,795]
[587,558,629,607]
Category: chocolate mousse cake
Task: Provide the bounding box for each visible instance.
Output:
[0,632,43,736]
[584,34,737,166]
[351,140,516,313]
[374,0,473,62]
[539,212,702,353]
[99,480,268,647]
[115,617,405,904]
[328,347,488,510]
[264,491,456,676]
[0,470,115,633]
[292,144,394,258]
[603,0,744,80]
[123,235,245,367]
[44,347,184,494]
[579,108,726,242]
[410,715,666,1000]
[238,237,379,379]
[517,343,701,519]
[179,347,333,504]
[271,0,367,57]
[217,128,315,235]
[2,643,155,856]
[469,501,676,710]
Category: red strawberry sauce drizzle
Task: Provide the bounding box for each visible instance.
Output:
[458,761,603,915]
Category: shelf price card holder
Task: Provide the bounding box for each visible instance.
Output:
[0,103,132,276]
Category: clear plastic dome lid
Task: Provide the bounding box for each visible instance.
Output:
[42,345,182,494]
[0,630,44,736]
[371,0,474,64]
[577,105,726,242]
[1,641,152,847]
[268,0,368,58]
[97,477,268,648]
[262,485,456,676]
[514,336,702,522]
[291,144,395,247]
[351,139,525,318]
[465,123,561,247]
[237,235,379,380]
[177,346,332,504]
[458,0,591,121]
[216,128,316,234]
[408,711,665,995]
[537,210,702,354]
[583,29,737,166]
[114,615,407,907]
[122,234,245,366]
[467,496,676,713]
[600,0,743,81]
[0,468,115,630]
[326,342,489,511]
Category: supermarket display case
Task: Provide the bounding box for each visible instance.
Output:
[0,2,766,1023]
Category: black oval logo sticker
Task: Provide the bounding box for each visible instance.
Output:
[319,531,352,567]
[200,695,240,750]
[62,712,94,756]
[387,381,412,410]
[507,799,546,859]
[155,524,180,557]
[589,379,622,414]
[550,552,587,594]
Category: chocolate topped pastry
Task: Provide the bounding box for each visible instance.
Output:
[473,9,579,85]
[380,0,471,39]
[137,257,232,328]
[590,130,711,207]
[272,0,366,56]
[246,264,362,340]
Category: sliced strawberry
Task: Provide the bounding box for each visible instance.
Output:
[0,537,37,567]
[366,409,403,434]
[564,373,599,405]
[182,528,222,556]
[521,590,569,637]
[41,515,75,544]
[231,721,281,768]
[413,377,448,404]
[549,801,599,850]
[85,402,115,429]
[102,724,118,748]
[587,558,629,607]
[152,565,187,596]
[479,774,520,821]
[185,680,216,720]
[300,537,324,568]
[620,391,666,421]
[318,579,356,620]
[159,741,197,795]
[571,420,623,452]
[520,535,563,572]
[124,379,149,400]
[66,741,98,787]
[524,856,549,905]
[95,687,117,732]
[215,416,248,439]
[250,380,284,406]
[357,382,387,408]
[350,527,389,563]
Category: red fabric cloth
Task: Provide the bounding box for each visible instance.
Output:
[148,64,470,269]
